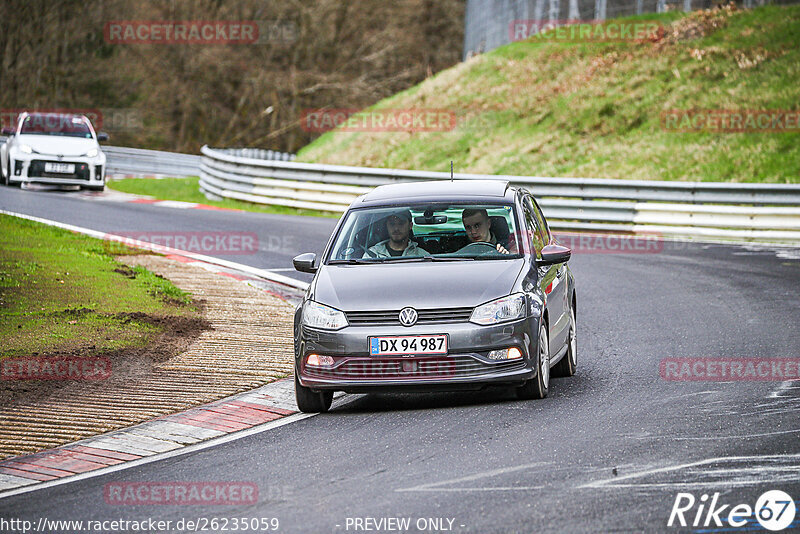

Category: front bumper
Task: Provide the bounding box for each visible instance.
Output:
[296,318,537,391]
[9,153,105,186]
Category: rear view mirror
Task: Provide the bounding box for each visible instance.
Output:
[1,128,14,136]
[537,244,571,266]
[97,132,109,142]
[414,215,447,225]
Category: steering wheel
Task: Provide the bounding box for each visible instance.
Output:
[456,241,498,255]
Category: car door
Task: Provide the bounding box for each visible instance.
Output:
[525,193,568,354]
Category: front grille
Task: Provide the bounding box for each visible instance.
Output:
[305,355,525,380]
[28,160,90,180]
[346,307,473,326]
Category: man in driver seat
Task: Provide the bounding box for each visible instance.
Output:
[364,209,429,258]
[461,208,512,254]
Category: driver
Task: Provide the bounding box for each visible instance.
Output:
[461,208,511,254]
[364,209,429,258]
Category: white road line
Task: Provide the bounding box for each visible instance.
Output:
[403,487,546,492]
[396,462,548,493]
[631,428,800,441]
[0,209,309,290]
[769,380,797,399]
[580,453,800,490]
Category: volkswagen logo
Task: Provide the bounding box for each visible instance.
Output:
[398,307,418,327]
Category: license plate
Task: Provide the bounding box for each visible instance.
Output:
[44,162,74,174]
[369,335,448,356]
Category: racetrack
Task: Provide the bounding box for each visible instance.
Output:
[2,186,799,532]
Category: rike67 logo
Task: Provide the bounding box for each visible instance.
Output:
[669,490,796,531]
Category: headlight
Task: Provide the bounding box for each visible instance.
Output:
[302,301,348,330]
[470,293,527,325]
[85,148,98,158]
[18,144,33,154]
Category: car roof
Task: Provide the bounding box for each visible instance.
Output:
[357,180,514,207]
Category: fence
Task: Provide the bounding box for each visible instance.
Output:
[104,146,294,179]
[463,0,800,58]
[199,145,800,243]
[104,146,201,178]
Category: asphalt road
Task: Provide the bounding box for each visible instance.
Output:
[2,186,800,533]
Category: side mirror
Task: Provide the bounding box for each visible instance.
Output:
[537,244,571,266]
[293,252,317,274]
[1,128,14,136]
[97,132,109,142]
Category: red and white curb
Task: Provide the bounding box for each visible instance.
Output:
[0,379,326,499]
[81,187,243,212]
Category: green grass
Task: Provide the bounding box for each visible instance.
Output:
[0,214,198,359]
[297,5,800,183]
[108,177,339,218]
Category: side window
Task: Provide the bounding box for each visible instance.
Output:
[522,196,544,258]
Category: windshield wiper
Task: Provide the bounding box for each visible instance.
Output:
[470,253,523,260]
[329,258,385,264]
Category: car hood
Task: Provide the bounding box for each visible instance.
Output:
[16,135,98,156]
[312,259,526,311]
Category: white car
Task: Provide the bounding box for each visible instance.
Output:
[1,112,108,191]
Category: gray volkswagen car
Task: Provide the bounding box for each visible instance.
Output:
[292,180,577,412]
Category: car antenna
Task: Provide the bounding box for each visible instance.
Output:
[450,160,454,182]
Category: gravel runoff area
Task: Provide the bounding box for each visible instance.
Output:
[0,254,295,460]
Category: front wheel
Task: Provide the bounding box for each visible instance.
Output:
[295,373,333,413]
[552,306,576,377]
[516,320,549,400]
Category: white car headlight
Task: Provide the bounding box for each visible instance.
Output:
[85,148,99,158]
[18,144,33,154]
[302,301,348,330]
[470,293,527,326]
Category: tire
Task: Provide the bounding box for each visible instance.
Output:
[295,373,333,413]
[83,185,105,192]
[552,305,577,378]
[516,320,549,400]
[3,161,9,186]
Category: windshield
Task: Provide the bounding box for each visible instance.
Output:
[19,115,94,138]
[328,203,524,263]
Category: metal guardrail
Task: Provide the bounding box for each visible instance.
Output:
[0,138,293,179]
[104,146,293,178]
[199,145,800,242]
[104,146,202,178]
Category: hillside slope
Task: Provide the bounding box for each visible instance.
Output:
[297,5,800,183]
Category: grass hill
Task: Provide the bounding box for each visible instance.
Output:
[297,5,800,183]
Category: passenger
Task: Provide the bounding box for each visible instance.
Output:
[364,209,429,258]
[461,208,513,254]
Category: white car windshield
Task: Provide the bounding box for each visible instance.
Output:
[19,115,94,139]
[328,203,523,262]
